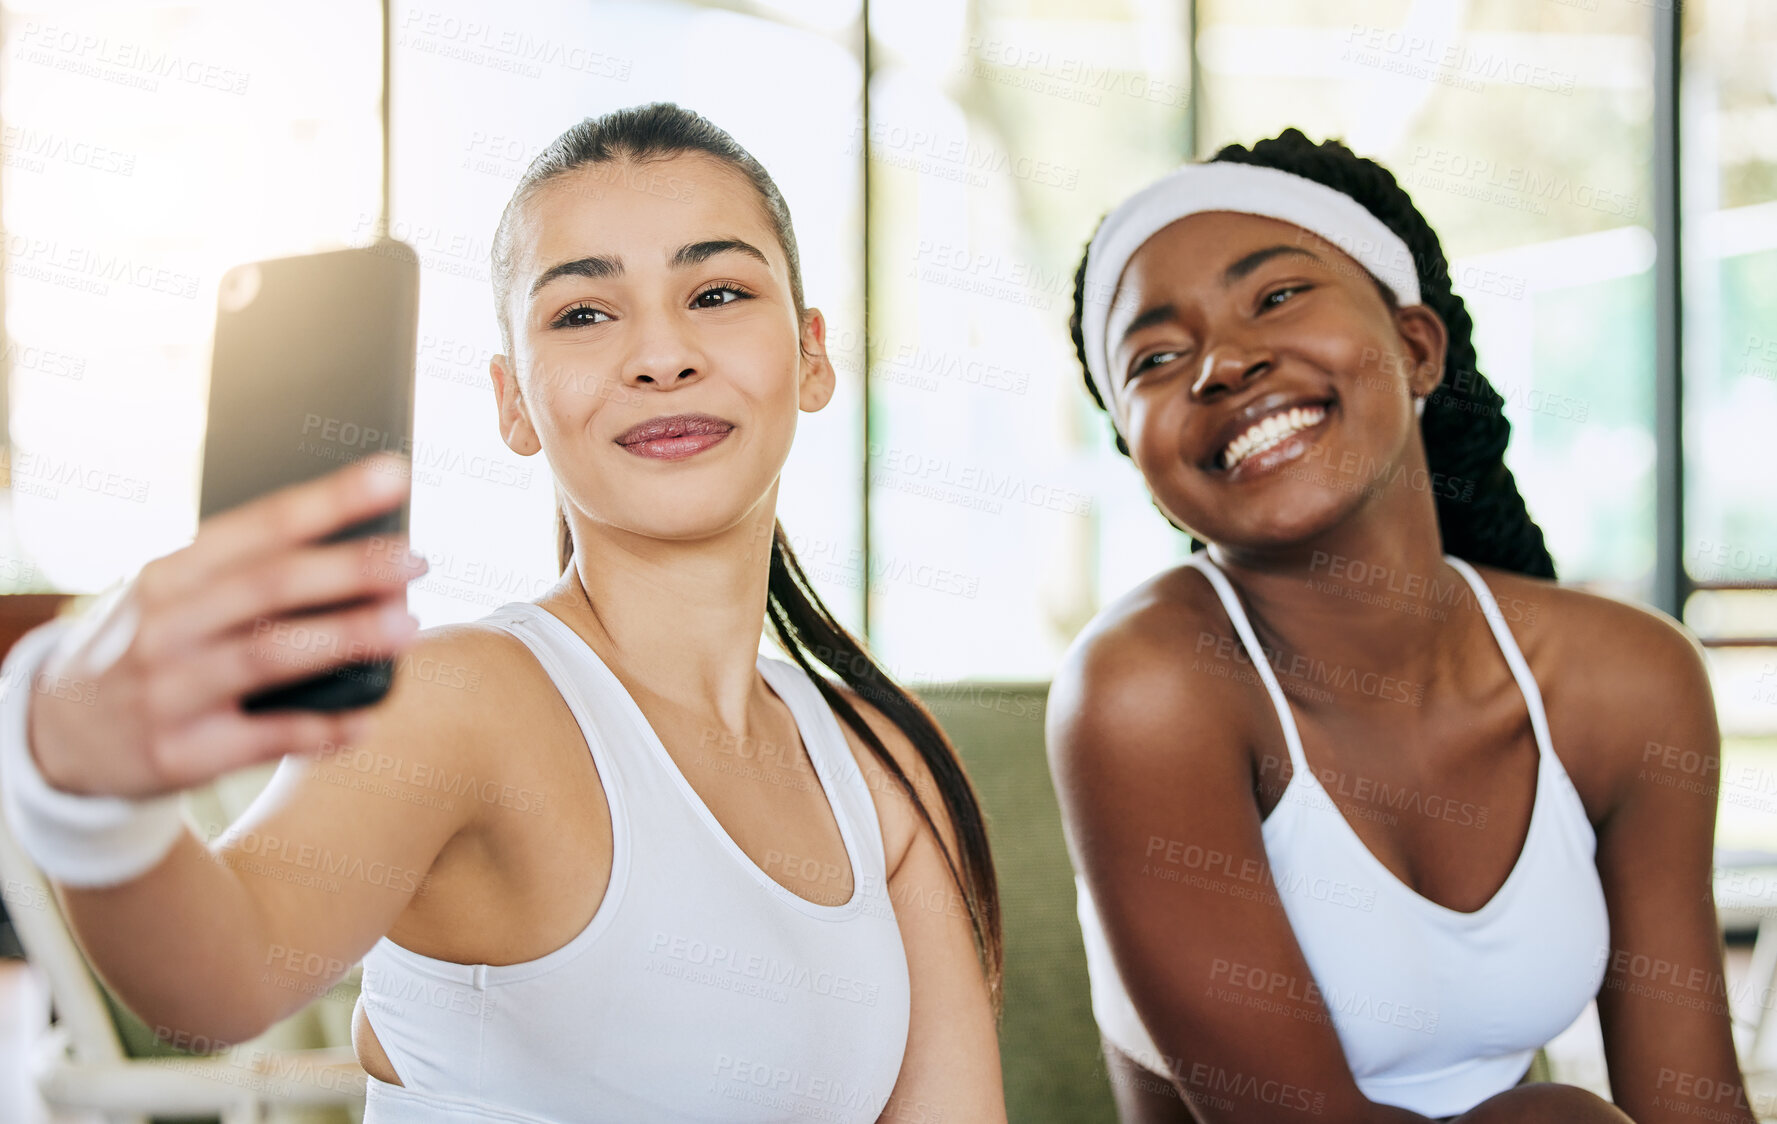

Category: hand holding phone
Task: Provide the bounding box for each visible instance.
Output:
[27,456,428,799]
[200,241,420,711]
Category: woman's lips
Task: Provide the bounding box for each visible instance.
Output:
[615,413,735,460]
[1219,403,1335,482]
[622,431,732,459]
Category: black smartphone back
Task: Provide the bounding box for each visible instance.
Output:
[199,240,420,712]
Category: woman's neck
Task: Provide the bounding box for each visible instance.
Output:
[1204,477,1481,694]
[548,503,778,732]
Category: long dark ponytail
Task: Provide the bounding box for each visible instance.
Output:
[1067,128,1557,579]
[494,103,1002,1013]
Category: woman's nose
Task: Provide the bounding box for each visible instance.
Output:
[621,315,704,388]
[1190,342,1274,400]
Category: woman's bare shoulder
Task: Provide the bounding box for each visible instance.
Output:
[1048,559,1253,784]
[1473,565,1704,692]
[1472,565,1714,807]
[378,616,571,772]
[395,618,546,707]
[1098,555,1221,626]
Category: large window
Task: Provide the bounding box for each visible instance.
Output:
[865,0,1191,680]
[0,0,382,593]
[1680,0,1777,855]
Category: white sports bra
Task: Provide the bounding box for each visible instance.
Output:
[356,601,911,1122]
[1074,552,1610,1118]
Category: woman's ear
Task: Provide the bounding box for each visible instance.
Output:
[797,307,838,413]
[490,353,543,455]
[1393,304,1449,400]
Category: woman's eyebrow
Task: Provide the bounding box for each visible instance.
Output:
[671,238,770,269]
[529,239,770,300]
[1117,302,1180,356]
[530,254,621,297]
[1222,244,1321,286]
[1115,244,1326,349]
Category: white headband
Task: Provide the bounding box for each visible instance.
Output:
[1080,162,1423,431]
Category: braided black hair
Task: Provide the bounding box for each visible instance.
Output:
[1067,128,1557,579]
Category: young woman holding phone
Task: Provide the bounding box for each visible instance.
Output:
[1,103,1005,1123]
[1048,131,1752,1123]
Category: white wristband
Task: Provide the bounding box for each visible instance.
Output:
[0,618,185,888]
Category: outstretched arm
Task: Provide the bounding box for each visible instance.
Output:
[11,456,474,1045]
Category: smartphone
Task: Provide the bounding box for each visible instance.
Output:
[199,240,420,713]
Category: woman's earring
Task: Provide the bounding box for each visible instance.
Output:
[1414,395,1427,418]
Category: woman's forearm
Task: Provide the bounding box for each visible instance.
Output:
[57,827,295,1047]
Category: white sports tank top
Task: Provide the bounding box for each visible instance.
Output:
[1075,553,1610,1118]
[358,601,912,1123]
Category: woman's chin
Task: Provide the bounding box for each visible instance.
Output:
[1177,491,1359,552]
[592,498,774,546]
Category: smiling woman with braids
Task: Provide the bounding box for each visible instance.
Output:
[1048,129,1753,1124]
[0,103,1005,1123]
